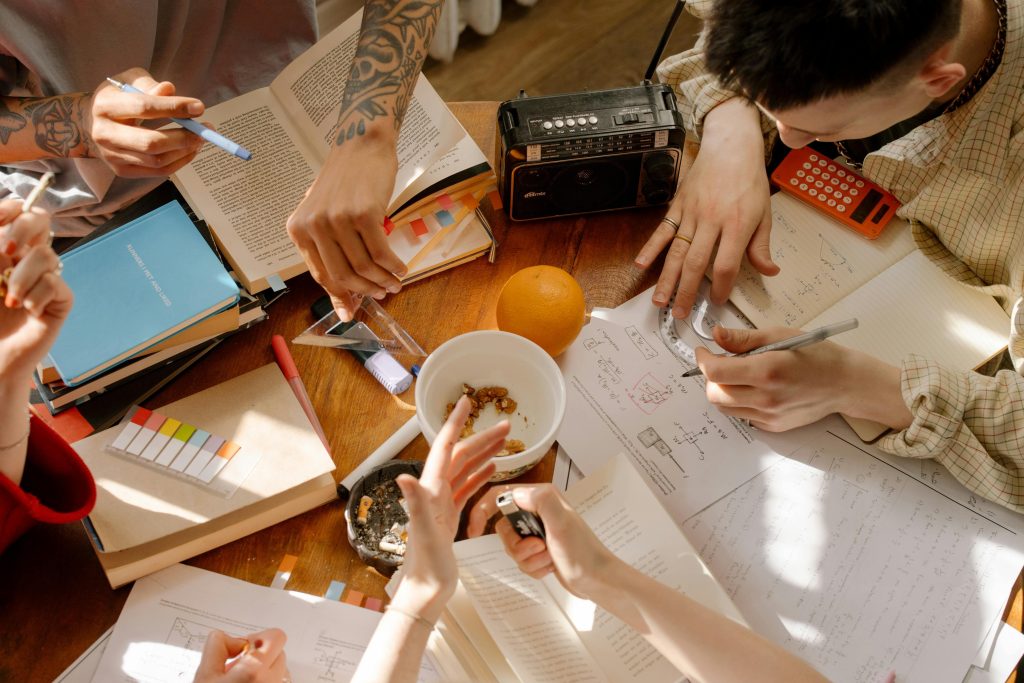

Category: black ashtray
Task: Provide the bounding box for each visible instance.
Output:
[345,460,424,577]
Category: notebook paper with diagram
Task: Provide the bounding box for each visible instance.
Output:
[730,193,1009,440]
[72,364,336,588]
[171,11,494,294]
[427,453,745,683]
[91,563,441,683]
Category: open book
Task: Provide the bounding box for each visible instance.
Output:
[424,453,745,683]
[171,10,494,294]
[730,193,1009,440]
[72,364,337,588]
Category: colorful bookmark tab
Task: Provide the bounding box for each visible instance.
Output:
[271,554,298,590]
[198,441,240,483]
[126,411,166,455]
[170,429,210,472]
[184,434,224,478]
[154,422,196,466]
[461,193,480,211]
[410,218,429,237]
[324,580,346,601]
[140,418,182,461]
[110,407,152,451]
[267,273,286,292]
[364,596,384,612]
[343,589,364,607]
[383,216,395,236]
[436,193,455,211]
[435,210,455,227]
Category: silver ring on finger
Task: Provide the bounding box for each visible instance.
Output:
[53,259,64,276]
[660,216,681,231]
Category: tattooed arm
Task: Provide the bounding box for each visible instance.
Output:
[0,67,205,177]
[286,0,444,320]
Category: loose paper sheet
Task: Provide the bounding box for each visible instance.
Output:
[92,564,441,682]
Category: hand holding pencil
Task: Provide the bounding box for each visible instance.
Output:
[693,319,896,433]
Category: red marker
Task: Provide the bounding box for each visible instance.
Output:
[272,334,330,452]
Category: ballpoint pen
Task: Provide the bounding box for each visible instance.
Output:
[682,318,859,378]
[105,77,253,161]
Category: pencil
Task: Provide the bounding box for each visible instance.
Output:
[683,318,858,378]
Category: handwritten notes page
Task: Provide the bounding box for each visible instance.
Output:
[557,305,795,521]
[92,564,441,683]
[683,422,1024,683]
[731,193,916,329]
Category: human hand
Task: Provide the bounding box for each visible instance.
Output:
[0,202,72,385]
[467,484,619,600]
[83,67,205,177]
[695,325,910,431]
[286,140,407,321]
[635,98,777,319]
[193,629,289,683]
[390,395,510,622]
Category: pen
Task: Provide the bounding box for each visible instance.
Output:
[337,415,421,499]
[682,318,859,378]
[271,335,330,451]
[105,77,253,161]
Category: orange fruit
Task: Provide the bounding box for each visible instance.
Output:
[495,266,586,357]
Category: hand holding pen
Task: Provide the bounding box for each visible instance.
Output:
[83,68,245,178]
[683,319,858,377]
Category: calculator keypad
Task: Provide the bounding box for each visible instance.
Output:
[771,148,900,239]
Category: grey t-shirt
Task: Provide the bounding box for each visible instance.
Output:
[0,1,318,235]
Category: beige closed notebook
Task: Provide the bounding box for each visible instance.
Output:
[74,364,336,556]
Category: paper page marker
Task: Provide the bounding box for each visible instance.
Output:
[170,429,210,472]
[126,411,167,455]
[141,418,182,461]
[111,407,152,450]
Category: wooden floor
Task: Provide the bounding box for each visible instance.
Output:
[424,0,701,101]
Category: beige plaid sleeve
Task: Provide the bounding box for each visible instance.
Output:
[878,354,1024,512]
[655,0,776,146]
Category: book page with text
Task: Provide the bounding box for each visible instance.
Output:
[731,193,916,329]
[269,11,462,209]
[453,535,610,683]
[546,453,745,683]
[171,89,318,291]
[805,248,1008,369]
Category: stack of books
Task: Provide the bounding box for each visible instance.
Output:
[32,187,273,430]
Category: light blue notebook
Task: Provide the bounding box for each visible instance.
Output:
[49,202,240,386]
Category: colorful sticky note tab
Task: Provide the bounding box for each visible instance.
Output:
[436,193,455,210]
[111,407,153,450]
[155,422,197,466]
[325,580,346,601]
[410,218,429,237]
[462,193,480,211]
[170,429,210,472]
[126,412,167,455]
[435,210,455,227]
[364,597,384,612]
[383,216,395,235]
[267,274,286,292]
[271,554,298,590]
[343,589,364,606]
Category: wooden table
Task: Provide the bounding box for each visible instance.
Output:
[1,102,1020,682]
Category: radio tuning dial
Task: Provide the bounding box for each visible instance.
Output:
[588,116,598,124]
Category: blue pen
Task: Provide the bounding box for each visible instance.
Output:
[105,77,252,161]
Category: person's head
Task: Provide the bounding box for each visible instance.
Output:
[705,0,967,148]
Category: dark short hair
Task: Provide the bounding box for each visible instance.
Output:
[705,0,963,110]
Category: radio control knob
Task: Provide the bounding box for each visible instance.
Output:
[543,121,553,130]
[566,119,576,127]
[554,120,564,128]
[588,116,598,124]
[577,117,587,126]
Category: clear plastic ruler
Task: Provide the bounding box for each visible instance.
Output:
[656,293,718,368]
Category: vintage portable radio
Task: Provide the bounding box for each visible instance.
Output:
[496,85,686,221]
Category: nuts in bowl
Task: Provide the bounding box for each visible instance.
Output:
[415,331,567,481]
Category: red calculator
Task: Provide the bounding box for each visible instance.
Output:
[770,147,900,239]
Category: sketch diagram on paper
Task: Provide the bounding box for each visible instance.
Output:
[626,325,658,360]
[819,233,854,275]
[627,373,672,414]
[311,631,364,681]
[166,618,217,652]
[638,427,672,456]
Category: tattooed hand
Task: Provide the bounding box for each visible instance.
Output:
[79,68,207,177]
[286,0,443,320]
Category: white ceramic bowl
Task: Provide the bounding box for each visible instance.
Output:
[415,330,566,481]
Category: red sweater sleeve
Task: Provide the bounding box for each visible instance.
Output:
[0,415,96,554]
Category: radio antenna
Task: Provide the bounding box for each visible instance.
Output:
[644,0,687,83]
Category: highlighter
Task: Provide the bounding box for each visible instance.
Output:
[311,297,414,395]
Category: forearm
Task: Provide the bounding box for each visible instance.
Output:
[0,378,31,484]
[834,348,913,430]
[0,95,91,162]
[591,559,829,683]
[335,0,444,148]
[351,579,448,683]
